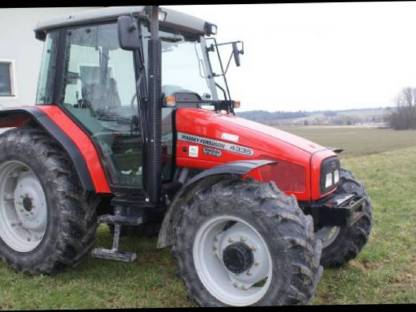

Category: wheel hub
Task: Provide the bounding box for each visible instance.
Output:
[13,172,47,232]
[316,226,341,248]
[22,196,33,212]
[0,161,48,252]
[222,242,254,274]
[193,215,273,306]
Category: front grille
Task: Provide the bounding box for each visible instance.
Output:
[258,160,306,193]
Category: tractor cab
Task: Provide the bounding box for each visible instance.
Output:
[34,6,241,193]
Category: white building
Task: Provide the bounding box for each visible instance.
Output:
[0,7,97,109]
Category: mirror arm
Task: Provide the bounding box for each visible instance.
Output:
[224,51,234,75]
[215,82,228,102]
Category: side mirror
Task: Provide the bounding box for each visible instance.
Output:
[117,16,141,50]
[232,41,244,67]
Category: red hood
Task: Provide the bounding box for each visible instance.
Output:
[219,114,325,154]
[175,108,326,156]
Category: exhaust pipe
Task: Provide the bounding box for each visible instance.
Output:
[144,6,162,205]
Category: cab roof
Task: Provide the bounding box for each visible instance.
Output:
[34,6,214,40]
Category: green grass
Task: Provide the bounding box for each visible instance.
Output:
[0,231,190,309]
[279,126,416,158]
[313,146,416,304]
[0,127,415,308]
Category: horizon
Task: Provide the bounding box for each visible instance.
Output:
[236,105,393,114]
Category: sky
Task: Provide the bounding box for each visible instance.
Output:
[170,2,416,112]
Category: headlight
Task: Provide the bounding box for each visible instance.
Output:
[325,172,333,188]
[334,169,340,184]
[320,157,341,193]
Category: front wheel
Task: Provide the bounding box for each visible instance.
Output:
[174,179,323,306]
[316,169,373,267]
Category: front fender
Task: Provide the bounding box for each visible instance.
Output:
[157,159,276,249]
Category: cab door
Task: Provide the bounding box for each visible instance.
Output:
[58,22,144,189]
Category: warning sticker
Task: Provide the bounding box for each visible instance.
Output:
[188,145,199,158]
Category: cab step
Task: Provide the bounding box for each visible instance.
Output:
[91,204,144,263]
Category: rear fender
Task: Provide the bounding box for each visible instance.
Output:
[0,107,95,192]
[157,159,276,249]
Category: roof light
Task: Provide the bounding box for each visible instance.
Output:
[205,23,218,35]
[210,24,217,35]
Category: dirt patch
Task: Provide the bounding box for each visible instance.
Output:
[349,259,383,272]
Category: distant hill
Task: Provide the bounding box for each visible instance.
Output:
[235,110,309,122]
[237,107,392,127]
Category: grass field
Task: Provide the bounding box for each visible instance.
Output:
[0,127,415,308]
[279,126,416,158]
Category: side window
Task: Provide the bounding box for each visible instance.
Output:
[36,31,59,104]
[0,61,15,97]
[63,25,138,128]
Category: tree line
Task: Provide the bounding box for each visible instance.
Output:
[386,87,416,130]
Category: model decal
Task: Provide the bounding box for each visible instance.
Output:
[178,132,254,156]
[203,146,222,157]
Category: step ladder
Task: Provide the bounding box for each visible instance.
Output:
[91,204,144,263]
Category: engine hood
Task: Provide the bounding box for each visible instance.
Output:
[175,108,327,156]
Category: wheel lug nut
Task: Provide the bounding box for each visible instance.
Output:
[240,236,246,242]
[233,282,238,288]
[246,271,252,276]
[254,262,259,266]
[228,238,234,243]
[251,246,256,252]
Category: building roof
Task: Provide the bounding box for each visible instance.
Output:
[34,6,212,39]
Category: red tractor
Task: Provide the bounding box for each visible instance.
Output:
[0,6,372,306]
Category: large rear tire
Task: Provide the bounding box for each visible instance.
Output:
[174,178,323,306]
[316,169,372,267]
[0,128,98,274]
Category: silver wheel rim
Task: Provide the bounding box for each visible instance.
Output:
[193,215,273,306]
[0,161,47,252]
[316,226,340,248]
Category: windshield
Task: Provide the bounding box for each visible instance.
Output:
[141,26,220,101]
[161,34,212,98]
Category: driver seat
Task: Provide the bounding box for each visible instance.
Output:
[82,78,122,111]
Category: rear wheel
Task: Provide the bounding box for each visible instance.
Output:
[174,178,323,306]
[316,169,372,267]
[0,128,97,274]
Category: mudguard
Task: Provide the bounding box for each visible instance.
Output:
[157,159,277,249]
[0,106,107,193]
